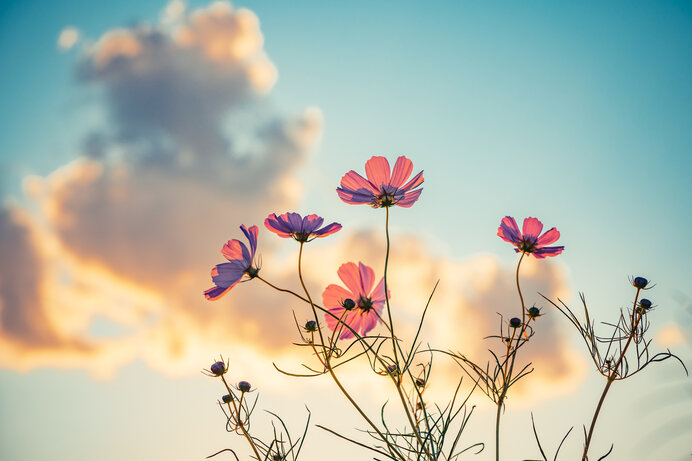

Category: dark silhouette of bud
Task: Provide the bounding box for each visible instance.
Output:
[222,394,232,404]
[639,299,652,310]
[238,381,251,392]
[415,377,426,387]
[342,298,356,310]
[386,364,399,375]
[509,317,522,328]
[304,320,317,332]
[633,277,648,289]
[210,361,226,376]
[527,306,541,319]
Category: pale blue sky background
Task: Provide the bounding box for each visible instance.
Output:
[1,1,691,460]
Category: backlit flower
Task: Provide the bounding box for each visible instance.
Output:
[497,216,564,259]
[322,262,388,339]
[204,224,259,301]
[264,212,341,242]
[337,156,424,208]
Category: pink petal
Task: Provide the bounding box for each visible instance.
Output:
[204,285,232,301]
[370,277,387,304]
[522,217,543,241]
[313,222,342,237]
[337,188,375,205]
[322,284,355,309]
[240,225,259,257]
[359,312,380,335]
[536,227,560,247]
[400,170,424,191]
[389,156,413,188]
[396,188,423,207]
[357,262,375,295]
[337,262,362,297]
[222,239,250,262]
[498,216,521,244]
[339,170,378,194]
[365,156,391,187]
[264,214,293,238]
[302,214,324,234]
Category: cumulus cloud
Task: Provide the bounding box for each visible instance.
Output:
[57,26,80,51]
[2,1,583,401]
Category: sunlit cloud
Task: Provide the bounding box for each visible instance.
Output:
[57,26,80,51]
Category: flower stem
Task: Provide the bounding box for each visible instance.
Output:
[581,288,642,461]
[495,252,526,461]
[220,376,263,461]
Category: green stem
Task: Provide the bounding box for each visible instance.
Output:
[581,288,642,461]
[495,252,526,461]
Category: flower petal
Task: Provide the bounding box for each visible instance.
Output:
[359,312,380,336]
[533,246,564,258]
[211,262,245,286]
[397,188,423,207]
[285,212,304,232]
[313,222,342,237]
[522,217,543,241]
[337,262,362,297]
[302,214,324,235]
[264,213,293,238]
[204,285,233,301]
[370,277,388,304]
[357,262,376,296]
[339,170,378,194]
[322,284,354,309]
[497,216,521,244]
[337,188,376,205]
[390,156,413,188]
[400,170,424,192]
[222,239,250,263]
[365,156,391,187]
[536,227,560,247]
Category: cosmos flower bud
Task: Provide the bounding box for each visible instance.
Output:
[342,298,356,310]
[222,394,233,404]
[509,317,522,328]
[639,299,652,309]
[210,361,226,376]
[415,377,426,388]
[633,277,648,289]
[386,364,399,375]
[304,320,317,332]
[272,455,284,461]
[527,306,541,319]
[238,381,251,393]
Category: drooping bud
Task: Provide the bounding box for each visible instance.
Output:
[633,277,648,289]
[222,394,233,404]
[509,317,522,328]
[238,381,251,393]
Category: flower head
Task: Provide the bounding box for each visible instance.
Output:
[337,156,424,208]
[497,216,564,258]
[322,262,389,339]
[237,381,252,393]
[210,361,227,376]
[264,212,341,243]
[204,225,259,301]
[633,277,649,289]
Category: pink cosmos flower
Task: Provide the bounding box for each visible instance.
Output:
[264,212,341,242]
[322,262,388,339]
[337,156,424,208]
[497,216,564,258]
[204,225,259,301]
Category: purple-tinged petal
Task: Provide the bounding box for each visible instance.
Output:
[359,312,380,336]
[337,262,362,297]
[337,188,376,205]
[302,214,324,234]
[397,188,423,208]
[283,212,303,232]
[211,262,245,286]
[313,222,342,237]
[365,156,391,187]
[370,277,387,304]
[400,170,424,192]
[533,246,564,258]
[536,227,560,247]
[240,225,259,257]
[339,170,378,194]
[498,216,521,244]
[222,239,251,263]
[264,216,292,238]
[204,285,233,301]
[358,262,375,295]
[390,156,413,188]
[522,217,543,241]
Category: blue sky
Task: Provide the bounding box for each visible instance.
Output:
[1,1,691,460]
